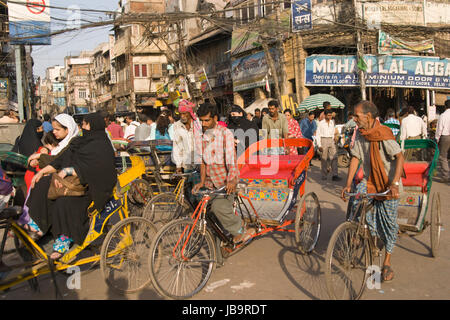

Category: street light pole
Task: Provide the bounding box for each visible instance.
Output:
[14,45,24,121]
[354,0,367,100]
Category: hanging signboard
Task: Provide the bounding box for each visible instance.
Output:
[378,30,435,55]
[305,55,450,90]
[231,49,278,92]
[8,0,52,45]
[292,0,312,32]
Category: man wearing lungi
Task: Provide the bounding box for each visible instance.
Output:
[341,100,405,282]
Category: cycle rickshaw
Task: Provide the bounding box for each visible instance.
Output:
[147,138,322,299]
[114,140,191,218]
[325,139,442,300]
[0,151,158,296]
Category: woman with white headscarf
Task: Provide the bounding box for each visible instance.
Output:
[27,113,79,168]
[24,114,80,240]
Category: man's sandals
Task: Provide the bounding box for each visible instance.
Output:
[233,226,256,244]
[381,265,394,282]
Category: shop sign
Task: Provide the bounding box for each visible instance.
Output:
[292,0,312,32]
[8,0,52,45]
[0,79,8,99]
[305,54,450,90]
[232,49,278,92]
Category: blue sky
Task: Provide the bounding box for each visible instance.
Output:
[31,0,119,78]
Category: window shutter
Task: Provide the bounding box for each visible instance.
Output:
[134,64,140,77]
[141,64,147,77]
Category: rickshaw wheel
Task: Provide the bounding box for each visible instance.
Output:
[142,192,193,229]
[295,192,321,254]
[430,192,441,258]
[149,219,216,300]
[100,217,157,294]
[325,222,372,300]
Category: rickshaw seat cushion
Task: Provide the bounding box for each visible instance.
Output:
[239,155,305,181]
[401,161,429,191]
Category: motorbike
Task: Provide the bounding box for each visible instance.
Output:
[336,127,354,168]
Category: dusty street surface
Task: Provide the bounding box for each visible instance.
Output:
[1,159,449,300]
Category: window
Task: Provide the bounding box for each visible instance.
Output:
[260,0,274,17]
[237,0,255,24]
[151,64,162,78]
[134,64,148,78]
[78,89,87,99]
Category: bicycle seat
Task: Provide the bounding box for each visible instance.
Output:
[0,206,23,220]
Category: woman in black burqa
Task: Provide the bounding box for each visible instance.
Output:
[29,112,117,259]
[12,119,44,157]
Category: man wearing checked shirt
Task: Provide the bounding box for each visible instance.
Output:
[192,103,256,243]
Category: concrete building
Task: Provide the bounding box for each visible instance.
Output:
[64,51,94,114]
[228,0,450,121]
[112,0,169,112]
[92,41,114,113]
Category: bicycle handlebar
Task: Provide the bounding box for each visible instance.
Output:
[194,186,227,197]
[171,170,199,178]
[345,189,391,198]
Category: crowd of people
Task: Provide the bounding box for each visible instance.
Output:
[1,97,448,276]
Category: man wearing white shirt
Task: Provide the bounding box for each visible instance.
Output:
[436,100,450,182]
[400,106,427,141]
[171,100,202,173]
[123,113,140,141]
[400,106,427,160]
[317,109,341,181]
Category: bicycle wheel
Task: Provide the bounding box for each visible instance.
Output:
[295,192,321,254]
[142,192,193,228]
[100,216,157,294]
[325,222,372,300]
[430,192,441,258]
[149,218,216,299]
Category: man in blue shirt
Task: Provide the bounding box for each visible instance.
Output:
[300,111,317,141]
[42,113,53,133]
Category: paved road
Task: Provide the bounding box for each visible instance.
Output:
[1,159,449,300]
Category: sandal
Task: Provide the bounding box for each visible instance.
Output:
[51,235,73,260]
[233,227,256,244]
[381,265,394,282]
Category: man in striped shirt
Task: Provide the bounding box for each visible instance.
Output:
[192,103,255,243]
[384,109,400,137]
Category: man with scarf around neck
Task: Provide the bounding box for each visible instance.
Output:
[341,100,405,282]
[226,105,259,157]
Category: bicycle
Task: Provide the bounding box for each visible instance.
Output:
[0,155,158,296]
[325,189,391,300]
[142,171,197,228]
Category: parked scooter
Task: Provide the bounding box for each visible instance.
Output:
[336,127,354,168]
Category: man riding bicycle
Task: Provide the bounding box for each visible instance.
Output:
[192,103,255,243]
[341,100,405,283]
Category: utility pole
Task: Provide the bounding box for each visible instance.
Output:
[354,0,366,100]
[14,45,24,121]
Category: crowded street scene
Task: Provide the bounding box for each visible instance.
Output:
[0,0,449,307]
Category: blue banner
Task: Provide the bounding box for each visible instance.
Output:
[292,0,312,32]
[305,55,450,89]
[9,21,51,45]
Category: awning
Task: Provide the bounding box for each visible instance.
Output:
[244,98,274,115]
